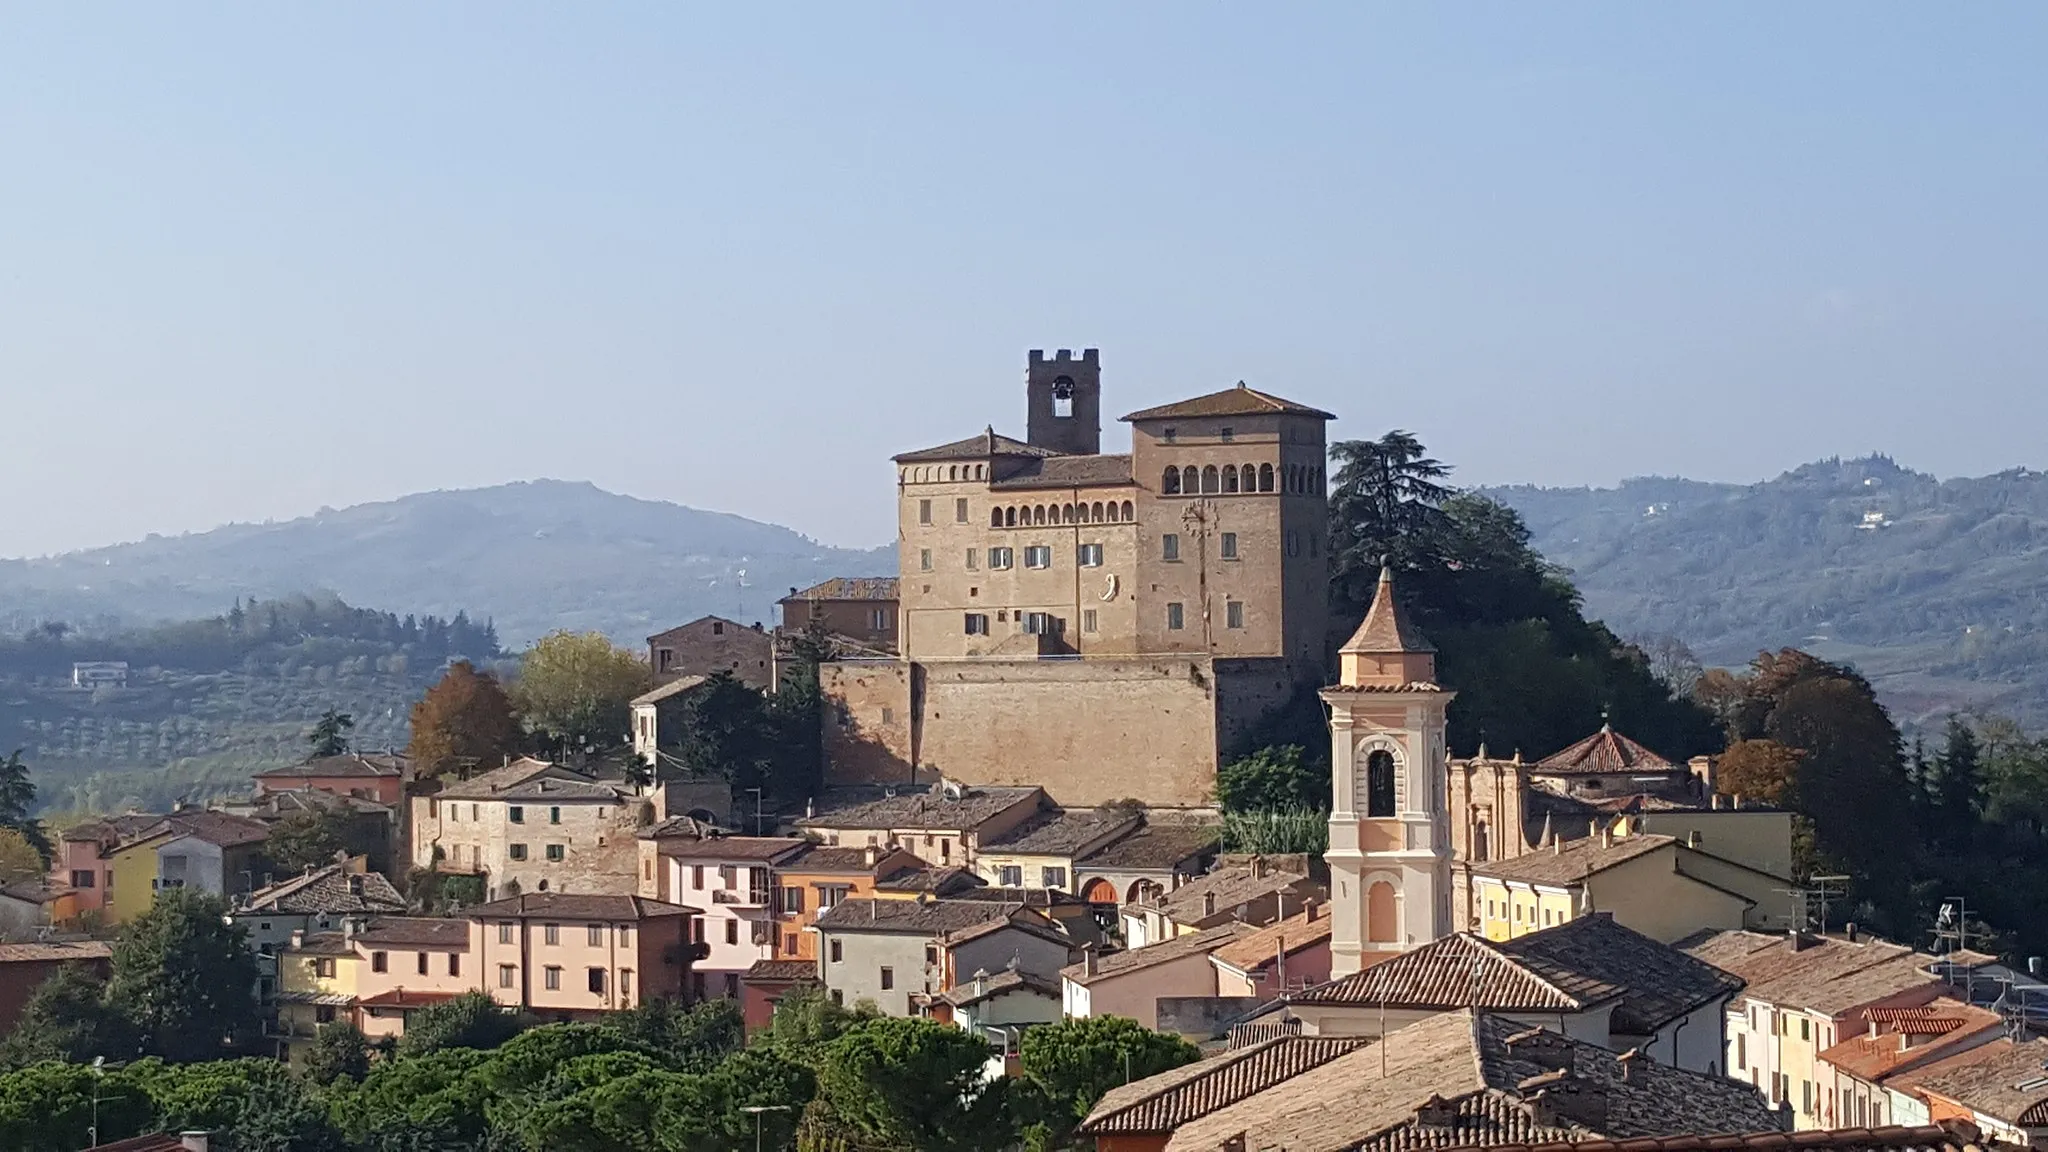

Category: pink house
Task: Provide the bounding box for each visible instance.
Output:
[52,814,166,917]
[1207,903,1334,998]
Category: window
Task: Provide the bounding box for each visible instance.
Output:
[989,547,1014,570]
[1258,463,1275,492]
[999,865,1023,886]
[830,989,844,1006]
[316,958,336,979]
[818,885,849,910]
[965,548,977,570]
[508,843,528,861]
[544,923,560,945]
[1162,466,1181,494]
[588,924,603,947]
[779,886,806,913]
[1800,1018,1810,1041]
[499,964,516,989]
[449,953,461,977]
[1081,609,1098,633]
[871,607,892,631]
[1043,867,1068,889]
[829,940,844,963]
[691,865,705,890]
[544,965,562,991]
[1162,533,1180,561]
[1221,426,1235,442]
[1737,1033,1746,1069]
[1166,602,1185,630]
[1219,600,1242,629]
[498,923,515,944]
[955,497,969,523]
[918,498,932,524]
[692,918,705,944]
[417,951,430,975]
[1802,1080,1813,1114]
[620,969,633,999]
[1023,612,1054,635]
[546,844,565,862]
[509,806,524,824]
[785,934,799,954]
[926,945,941,967]
[725,919,739,945]
[316,1005,336,1024]
[1366,750,1397,817]
[1220,532,1238,560]
[589,968,607,995]
[549,807,561,825]
[1077,543,1104,567]
[69,870,94,889]
[1163,427,1177,443]
[920,548,933,572]
[619,924,632,946]
[1025,545,1052,569]
[879,966,895,990]
[965,613,989,635]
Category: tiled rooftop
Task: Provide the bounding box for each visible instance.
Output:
[988,454,1136,491]
[1682,931,1937,1017]
[1077,820,1220,871]
[1083,1035,1365,1134]
[798,783,1042,832]
[1154,863,1312,926]
[1536,725,1677,775]
[784,576,901,602]
[812,898,1019,936]
[1288,932,1614,1014]
[1120,383,1336,423]
[0,940,113,964]
[239,865,406,915]
[1062,922,1254,987]
[939,968,1062,1008]
[1500,914,1746,1035]
[254,752,408,780]
[1341,567,1436,655]
[466,893,697,921]
[353,916,471,948]
[892,430,1057,463]
[1210,906,1334,973]
[983,808,1142,856]
[1471,834,1676,887]
[652,835,810,862]
[162,809,272,849]
[1439,1119,2000,1152]
[630,675,709,707]
[1890,1037,2048,1126]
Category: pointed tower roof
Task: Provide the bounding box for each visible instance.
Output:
[1341,567,1435,655]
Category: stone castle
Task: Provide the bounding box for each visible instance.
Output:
[820,348,1337,806]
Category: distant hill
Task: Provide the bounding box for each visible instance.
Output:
[1484,455,2048,730]
[0,480,894,646]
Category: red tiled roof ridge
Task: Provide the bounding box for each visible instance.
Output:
[1536,724,1677,774]
[1435,1119,1989,1152]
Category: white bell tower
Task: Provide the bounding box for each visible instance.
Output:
[1322,566,1455,977]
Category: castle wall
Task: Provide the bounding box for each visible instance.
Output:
[820,656,1302,807]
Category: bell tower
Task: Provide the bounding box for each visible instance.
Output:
[1025,348,1102,455]
[1322,567,1455,976]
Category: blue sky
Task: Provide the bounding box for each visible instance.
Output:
[2,4,2043,556]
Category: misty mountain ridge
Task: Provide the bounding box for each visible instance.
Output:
[0,480,893,647]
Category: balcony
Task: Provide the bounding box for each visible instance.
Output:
[711,887,773,907]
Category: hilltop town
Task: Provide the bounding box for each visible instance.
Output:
[1,349,2043,1152]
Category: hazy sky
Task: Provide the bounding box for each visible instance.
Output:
[3,5,2043,557]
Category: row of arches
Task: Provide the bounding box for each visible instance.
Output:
[900,463,988,484]
[1159,462,1324,496]
[992,500,1136,528]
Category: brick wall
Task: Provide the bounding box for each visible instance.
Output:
[647,618,776,689]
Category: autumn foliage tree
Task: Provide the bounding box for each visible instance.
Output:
[1714,739,1803,805]
[408,660,523,779]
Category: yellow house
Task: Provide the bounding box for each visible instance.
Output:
[104,830,174,925]
[273,930,363,1066]
[1472,831,1756,944]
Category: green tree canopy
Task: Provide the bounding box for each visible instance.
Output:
[0,750,50,862]
[813,1017,1010,1152]
[511,631,653,752]
[308,709,356,757]
[395,989,528,1056]
[0,1061,153,1152]
[263,806,350,873]
[1016,1015,1201,1149]
[0,966,135,1071]
[1213,745,1323,813]
[106,889,258,1063]
[301,1020,372,1085]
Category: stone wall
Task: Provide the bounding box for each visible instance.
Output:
[646,617,776,688]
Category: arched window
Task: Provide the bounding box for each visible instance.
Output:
[1258,463,1275,492]
[1312,466,1323,493]
[990,508,1003,528]
[1121,500,1134,520]
[948,465,958,481]
[1244,462,1257,489]
[1033,505,1046,526]
[1181,466,1198,494]
[1091,501,1104,522]
[1367,881,1398,943]
[1201,466,1219,494]
[1222,465,1239,494]
[1366,750,1397,818]
[1162,467,1181,495]
[1004,507,1017,527]
[1062,504,1075,523]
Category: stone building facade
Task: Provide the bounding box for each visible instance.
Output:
[820,349,1335,806]
[779,578,901,650]
[645,616,775,688]
[410,759,658,900]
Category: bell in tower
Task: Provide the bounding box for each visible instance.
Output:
[1025,348,1101,455]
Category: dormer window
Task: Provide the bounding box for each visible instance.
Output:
[1162,427,1177,443]
[1221,427,1235,442]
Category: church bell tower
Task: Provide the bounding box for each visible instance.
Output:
[1322,567,1455,977]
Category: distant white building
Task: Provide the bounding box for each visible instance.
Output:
[72,661,129,689]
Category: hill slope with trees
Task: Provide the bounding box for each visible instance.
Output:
[0,480,893,647]
[1484,455,2048,729]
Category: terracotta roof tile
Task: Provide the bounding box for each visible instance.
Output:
[651,835,810,863]
[784,577,901,602]
[1501,915,1746,1034]
[1682,932,1938,1016]
[1341,567,1436,655]
[798,783,1042,832]
[1063,922,1255,987]
[1537,726,1676,775]
[893,430,1057,463]
[1083,1035,1365,1134]
[1472,834,1677,888]
[746,958,820,983]
[939,968,1061,1007]
[353,916,470,948]
[1288,932,1611,1014]
[162,809,272,848]
[989,454,1135,491]
[812,898,1021,936]
[984,809,1142,856]
[0,940,113,964]
[1889,1037,2048,1125]
[1077,819,1220,871]
[1121,384,1336,423]
[1818,999,2003,1082]
[254,753,408,780]
[1154,864,1314,927]
[630,675,710,707]
[1211,907,1335,973]
[466,893,698,921]
[1438,1119,1994,1152]
[238,865,405,915]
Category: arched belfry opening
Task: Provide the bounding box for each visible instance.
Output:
[1025,349,1102,455]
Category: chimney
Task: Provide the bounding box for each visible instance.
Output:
[1711,793,1723,811]
[1553,836,1564,856]
[1790,931,1814,952]
[863,845,879,868]
[1868,1018,1879,1040]
[1082,943,1098,978]
[805,797,816,820]
[1599,826,1613,850]
[1732,793,1744,810]
[1846,922,1859,943]
[1202,892,1217,918]
[289,929,305,949]
[1588,820,1598,840]
[180,1134,213,1152]
[1686,831,1703,849]
[1616,1049,1644,1083]
[1304,898,1320,921]
[1250,856,1267,880]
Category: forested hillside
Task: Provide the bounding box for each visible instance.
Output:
[1,596,501,815]
[0,480,893,646]
[1486,455,2048,729]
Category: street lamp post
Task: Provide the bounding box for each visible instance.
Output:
[740,1103,794,1152]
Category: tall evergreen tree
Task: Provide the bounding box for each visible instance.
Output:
[106,889,259,1062]
[307,709,355,757]
[0,750,49,863]
[1931,715,1984,851]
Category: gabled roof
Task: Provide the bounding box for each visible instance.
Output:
[1120,383,1336,423]
[1287,931,1616,1014]
[983,809,1142,857]
[988,454,1135,491]
[1537,725,1677,775]
[353,916,472,949]
[1154,863,1313,927]
[161,810,271,849]
[466,893,698,921]
[1079,820,1221,872]
[778,844,923,877]
[1891,1037,2048,1126]
[939,968,1062,1008]
[1501,914,1746,1034]
[652,835,810,863]
[646,615,759,644]
[1682,931,1937,1017]
[798,783,1043,832]
[0,940,113,964]
[238,865,406,915]
[357,989,463,1010]
[745,958,819,984]
[784,576,901,602]
[1472,834,1678,888]
[1082,1035,1365,1134]
[61,812,168,846]
[1446,1119,1998,1152]
[254,752,408,780]
[631,674,709,707]
[1062,922,1255,987]
[1341,566,1436,655]
[893,430,1058,463]
[1819,998,2002,1082]
[872,864,985,896]
[1211,907,1335,974]
[812,898,1029,937]
[435,759,635,803]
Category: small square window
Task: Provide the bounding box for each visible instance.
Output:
[509,806,524,824]
[989,547,1014,570]
[544,965,562,991]
[1163,427,1177,443]
[1162,534,1180,562]
[1220,426,1235,442]
[829,939,844,963]
[1220,532,1238,560]
[498,964,516,989]
[545,923,560,945]
[498,923,515,944]
[965,613,989,635]
[1166,602,1185,630]
[1042,866,1067,889]
[1025,545,1052,569]
[1000,865,1022,886]
[508,843,528,861]
[1077,543,1104,567]
[546,844,565,862]
[588,967,607,995]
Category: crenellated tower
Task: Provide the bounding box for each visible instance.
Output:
[1322,567,1455,976]
[1025,348,1102,456]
